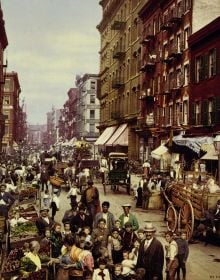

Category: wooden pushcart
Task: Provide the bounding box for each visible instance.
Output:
[164,173,220,240]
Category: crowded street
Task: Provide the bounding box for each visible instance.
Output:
[1,0,220,280]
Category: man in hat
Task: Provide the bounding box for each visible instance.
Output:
[137,222,164,280]
[35,208,54,236]
[205,199,220,233]
[81,179,100,218]
[94,201,115,232]
[119,203,139,231]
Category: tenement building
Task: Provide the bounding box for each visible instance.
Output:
[97,0,220,167]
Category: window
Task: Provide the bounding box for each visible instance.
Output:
[195,102,201,125]
[183,100,188,124]
[90,81,96,89]
[90,95,95,104]
[184,64,189,85]
[3,96,10,105]
[184,27,189,49]
[169,105,173,125]
[4,125,9,135]
[90,110,95,119]
[176,68,183,87]
[4,79,11,92]
[209,49,216,77]
[3,114,9,120]
[89,123,95,133]
[195,56,202,83]
[184,0,191,12]
[208,99,213,125]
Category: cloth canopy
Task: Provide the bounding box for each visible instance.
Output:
[113,126,128,146]
[200,144,218,160]
[172,134,213,154]
[105,124,127,146]
[151,144,170,160]
[95,126,117,145]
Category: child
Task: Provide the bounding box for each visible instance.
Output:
[50,189,60,220]
[137,228,145,242]
[107,227,123,264]
[176,231,189,280]
[121,250,135,278]
[121,222,137,252]
[62,222,72,238]
[43,189,51,208]
[114,219,123,234]
[67,184,79,205]
[92,257,111,280]
[111,264,124,280]
[83,226,92,242]
[129,239,141,266]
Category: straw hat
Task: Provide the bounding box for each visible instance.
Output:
[143,222,156,232]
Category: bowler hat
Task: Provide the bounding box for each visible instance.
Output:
[143,222,156,232]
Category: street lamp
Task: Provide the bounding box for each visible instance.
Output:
[213,132,220,187]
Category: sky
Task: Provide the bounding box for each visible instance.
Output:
[1,0,102,125]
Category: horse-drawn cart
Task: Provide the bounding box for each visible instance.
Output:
[104,152,131,195]
[164,172,220,240]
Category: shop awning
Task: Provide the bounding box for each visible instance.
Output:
[113,126,129,146]
[95,126,117,145]
[200,144,218,160]
[172,133,213,154]
[151,144,170,160]
[105,124,127,146]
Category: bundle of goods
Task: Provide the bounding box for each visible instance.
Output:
[19,205,39,221]
[2,248,24,278]
[18,187,38,202]
[49,176,64,187]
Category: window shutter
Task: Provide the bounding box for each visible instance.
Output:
[190,57,195,84]
[200,56,205,81]
[204,54,209,80]
[213,48,217,76]
[212,96,220,124]
[191,103,196,125]
[216,48,220,75]
[201,100,209,125]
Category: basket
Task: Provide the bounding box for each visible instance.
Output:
[50,176,64,187]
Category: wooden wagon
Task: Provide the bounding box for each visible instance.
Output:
[164,174,220,240]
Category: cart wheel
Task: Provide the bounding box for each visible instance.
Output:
[166,205,177,232]
[178,199,194,240]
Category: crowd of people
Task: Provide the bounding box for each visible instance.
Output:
[0,154,219,280]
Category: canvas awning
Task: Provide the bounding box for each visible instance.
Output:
[105,124,127,146]
[151,144,170,160]
[172,133,213,154]
[95,126,117,145]
[113,126,129,146]
[200,144,218,160]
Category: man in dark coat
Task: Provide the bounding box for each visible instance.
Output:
[35,208,54,236]
[70,204,93,233]
[205,199,220,233]
[137,223,164,280]
[0,183,15,218]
